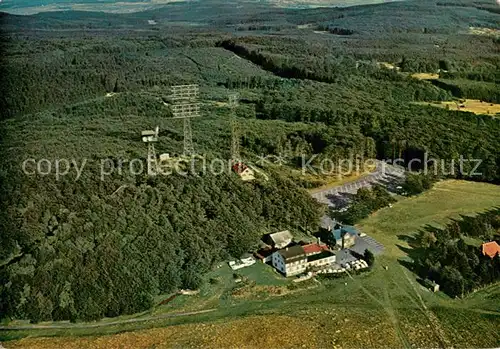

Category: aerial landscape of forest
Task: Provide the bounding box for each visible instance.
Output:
[0,0,499,347]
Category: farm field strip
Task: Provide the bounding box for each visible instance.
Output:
[413,99,500,116]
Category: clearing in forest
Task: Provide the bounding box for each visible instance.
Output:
[468,27,500,38]
[414,99,500,116]
[357,180,500,257]
[411,72,439,80]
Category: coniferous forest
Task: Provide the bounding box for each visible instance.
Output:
[0,0,499,322]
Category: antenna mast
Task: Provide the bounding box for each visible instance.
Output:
[171,84,200,156]
[229,93,240,163]
[141,126,159,176]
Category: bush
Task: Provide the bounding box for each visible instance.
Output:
[364,249,375,267]
[402,173,436,196]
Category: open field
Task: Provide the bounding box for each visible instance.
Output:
[414,99,500,116]
[378,62,400,71]
[468,27,500,38]
[358,180,500,257]
[411,73,439,80]
[2,180,500,348]
[0,0,403,14]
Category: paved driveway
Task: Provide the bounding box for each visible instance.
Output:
[335,249,358,266]
[349,235,384,256]
[334,235,384,267]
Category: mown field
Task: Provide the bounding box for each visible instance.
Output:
[3,180,499,348]
[415,99,500,116]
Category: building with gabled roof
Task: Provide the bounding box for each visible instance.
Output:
[272,245,307,277]
[271,244,336,277]
[306,250,336,269]
[302,243,329,256]
[331,225,358,249]
[254,247,277,263]
[481,241,500,259]
[266,230,293,249]
[232,162,255,181]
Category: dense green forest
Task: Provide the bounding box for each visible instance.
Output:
[0,168,322,321]
[410,209,500,298]
[0,0,499,322]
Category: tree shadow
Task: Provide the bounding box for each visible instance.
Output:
[398,258,415,272]
[397,234,417,246]
[396,224,446,274]
[314,227,335,246]
[325,192,355,209]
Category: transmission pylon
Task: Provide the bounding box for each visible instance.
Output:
[171,84,200,156]
[141,126,159,176]
[183,117,194,156]
[229,93,240,163]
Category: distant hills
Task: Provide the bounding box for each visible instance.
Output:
[266,0,401,9]
[0,0,402,15]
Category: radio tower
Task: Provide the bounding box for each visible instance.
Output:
[171,84,200,156]
[141,126,159,176]
[229,93,240,163]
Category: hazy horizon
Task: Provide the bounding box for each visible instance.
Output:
[0,0,400,15]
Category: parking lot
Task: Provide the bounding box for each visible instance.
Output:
[311,161,405,208]
[335,249,358,266]
[349,235,385,256]
[334,234,384,268]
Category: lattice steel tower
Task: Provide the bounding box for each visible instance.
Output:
[171,84,200,156]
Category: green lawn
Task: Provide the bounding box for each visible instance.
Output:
[357,180,500,258]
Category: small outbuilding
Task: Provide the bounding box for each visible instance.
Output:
[423,279,440,292]
[331,225,358,249]
[481,241,500,259]
[232,162,255,181]
[266,230,293,249]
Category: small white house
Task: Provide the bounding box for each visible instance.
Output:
[232,162,255,181]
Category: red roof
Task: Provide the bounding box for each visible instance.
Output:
[302,243,328,255]
[232,162,248,174]
[482,241,500,259]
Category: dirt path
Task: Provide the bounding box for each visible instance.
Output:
[345,269,411,349]
[0,309,216,330]
[401,267,452,348]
